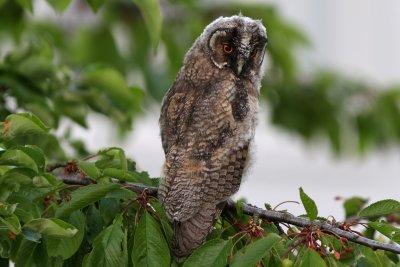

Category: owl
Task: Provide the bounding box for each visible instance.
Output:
[158,15,267,258]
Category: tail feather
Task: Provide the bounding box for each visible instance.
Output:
[172,204,220,258]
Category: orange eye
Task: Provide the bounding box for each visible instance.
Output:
[223,44,233,54]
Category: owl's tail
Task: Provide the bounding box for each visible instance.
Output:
[172,204,222,259]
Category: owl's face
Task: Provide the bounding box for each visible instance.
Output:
[203,16,267,78]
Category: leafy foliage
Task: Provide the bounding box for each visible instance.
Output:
[0,0,399,266]
[0,114,399,265]
[1,0,400,156]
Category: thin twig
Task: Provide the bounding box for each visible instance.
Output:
[56,175,400,254]
[273,200,300,211]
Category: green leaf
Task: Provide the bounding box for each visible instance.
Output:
[85,0,105,12]
[299,187,318,220]
[46,0,71,12]
[320,235,342,252]
[14,239,38,267]
[78,160,100,179]
[0,202,17,216]
[230,233,281,267]
[132,211,170,267]
[131,0,162,48]
[15,0,33,12]
[82,67,136,108]
[18,145,46,172]
[23,218,77,237]
[85,205,103,244]
[102,168,138,182]
[151,201,172,245]
[32,175,52,187]
[105,187,136,200]
[2,113,49,140]
[83,214,127,267]
[0,214,21,234]
[0,149,38,172]
[46,211,86,260]
[355,246,383,267]
[282,258,294,267]
[55,183,119,218]
[343,197,368,218]
[375,250,397,266]
[42,173,63,186]
[0,169,31,199]
[122,228,129,267]
[99,198,120,225]
[183,239,232,267]
[235,198,246,218]
[299,249,326,267]
[369,221,400,244]
[9,194,41,222]
[95,147,131,170]
[359,199,400,218]
[0,0,7,8]
[1,167,33,184]
[136,171,158,186]
[101,148,128,169]
[117,149,127,171]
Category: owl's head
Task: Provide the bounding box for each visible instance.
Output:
[200,15,267,77]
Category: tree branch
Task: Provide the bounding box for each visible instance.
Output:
[58,175,400,254]
[234,200,400,254]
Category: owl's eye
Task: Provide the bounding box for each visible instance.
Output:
[222,43,233,54]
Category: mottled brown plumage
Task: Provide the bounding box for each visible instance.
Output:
[158,15,267,258]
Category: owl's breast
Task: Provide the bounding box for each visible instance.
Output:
[227,79,259,146]
[176,76,259,159]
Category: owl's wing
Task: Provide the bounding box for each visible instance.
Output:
[159,79,200,155]
[158,79,205,221]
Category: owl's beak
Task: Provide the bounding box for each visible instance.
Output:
[235,45,250,75]
[236,57,245,75]
[235,51,250,76]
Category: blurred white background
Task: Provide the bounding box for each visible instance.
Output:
[64,0,400,219]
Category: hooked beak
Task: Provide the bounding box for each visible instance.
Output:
[236,57,245,75]
[235,46,250,76]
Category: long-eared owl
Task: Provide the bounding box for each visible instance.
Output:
[158,15,267,258]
